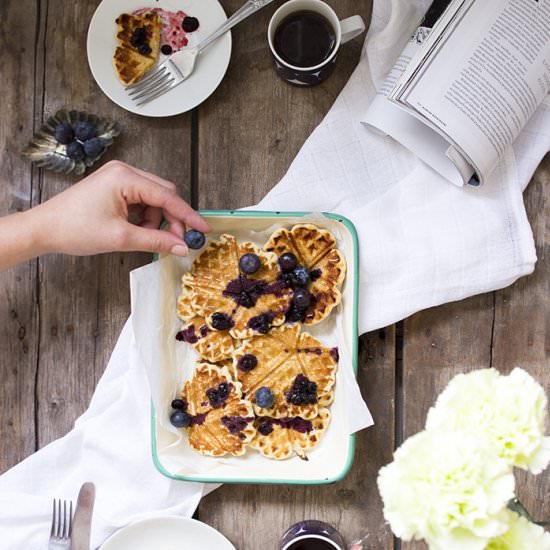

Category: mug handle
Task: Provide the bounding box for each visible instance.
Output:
[340,15,366,44]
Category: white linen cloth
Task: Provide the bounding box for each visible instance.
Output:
[0,0,548,547]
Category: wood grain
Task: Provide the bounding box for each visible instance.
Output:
[196,2,388,548]
[401,156,550,550]
[491,154,550,520]
[34,0,192,446]
[0,0,40,472]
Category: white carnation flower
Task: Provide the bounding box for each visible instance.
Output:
[378,430,514,550]
[426,368,550,473]
[485,511,550,550]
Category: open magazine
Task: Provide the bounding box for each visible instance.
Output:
[363,0,550,187]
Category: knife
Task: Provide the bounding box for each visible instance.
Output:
[71,482,96,550]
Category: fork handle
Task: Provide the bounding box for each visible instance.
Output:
[197,0,275,54]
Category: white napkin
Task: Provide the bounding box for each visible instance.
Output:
[258,0,549,333]
[1,0,548,547]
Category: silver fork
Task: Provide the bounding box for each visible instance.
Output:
[48,498,73,549]
[127,0,275,106]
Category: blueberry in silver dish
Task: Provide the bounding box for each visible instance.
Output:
[292,266,310,288]
[184,229,206,249]
[73,120,97,141]
[170,410,191,428]
[211,312,234,331]
[255,387,274,409]
[278,252,297,273]
[239,253,261,275]
[53,122,74,145]
[66,141,85,161]
[83,137,104,158]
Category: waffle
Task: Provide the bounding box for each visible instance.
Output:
[251,408,331,460]
[180,235,292,339]
[113,12,161,85]
[264,224,346,325]
[232,324,338,420]
[182,363,256,457]
[177,317,236,363]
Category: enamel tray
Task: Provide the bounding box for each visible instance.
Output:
[151,211,359,484]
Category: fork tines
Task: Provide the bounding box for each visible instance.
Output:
[50,498,73,543]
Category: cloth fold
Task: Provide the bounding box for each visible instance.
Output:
[1,0,548,547]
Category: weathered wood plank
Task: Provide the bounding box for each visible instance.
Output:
[197,1,390,548]
[0,0,40,473]
[401,155,550,549]
[34,0,192,446]
[491,154,550,520]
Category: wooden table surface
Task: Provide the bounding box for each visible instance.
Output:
[1,0,549,548]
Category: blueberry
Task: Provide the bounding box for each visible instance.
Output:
[258,421,274,436]
[237,354,258,372]
[53,122,74,145]
[218,382,230,400]
[286,304,307,324]
[131,26,147,46]
[66,141,85,161]
[161,44,173,55]
[211,312,234,331]
[73,120,97,141]
[171,398,187,410]
[182,16,200,32]
[248,313,271,334]
[239,253,261,275]
[184,229,206,249]
[292,266,310,288]
[170,410,191,428]
[171,398,187,411]
[206,388,220,408]
[83,137,104,158]
[255,387,274,409]
[138,43,152,55]
[293,288,311,309]
[278,252,297,273]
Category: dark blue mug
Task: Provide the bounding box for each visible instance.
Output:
[280,520,345,549]
[268,0,365,87]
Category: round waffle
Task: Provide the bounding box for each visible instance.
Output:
[177,316,236,363]
[251,408,331,460]
[182,363,256,457]
[180,235,293,339]
[264,224,346,325]
[232,324,338,420]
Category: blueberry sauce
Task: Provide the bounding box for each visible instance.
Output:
[175,325,198,344]
[199,324,209,337]
[221,416,254,436]
[310,268,322,282]
[190,412,208,426]
[248,311,276,334]
[257,416,314,435]
[237,354,258,372]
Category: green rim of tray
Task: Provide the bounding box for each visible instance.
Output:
[151,210,360,485]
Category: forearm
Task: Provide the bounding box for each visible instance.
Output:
[0,209,50,272]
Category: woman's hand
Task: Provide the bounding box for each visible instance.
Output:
[1,161,209,271]
[30,160,209,257]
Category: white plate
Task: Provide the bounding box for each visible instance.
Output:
[87,0,232,117]
[101,516,236,550]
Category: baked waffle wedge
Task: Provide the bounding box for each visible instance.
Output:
[232,324,338,420]
[181,363,256,457]
[251,408,331,460]
[265,224,346,325]
[113,12,161,85]
[180,235,292,339]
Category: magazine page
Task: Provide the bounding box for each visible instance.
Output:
[362,0,475,187]
[392,0,550,184]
